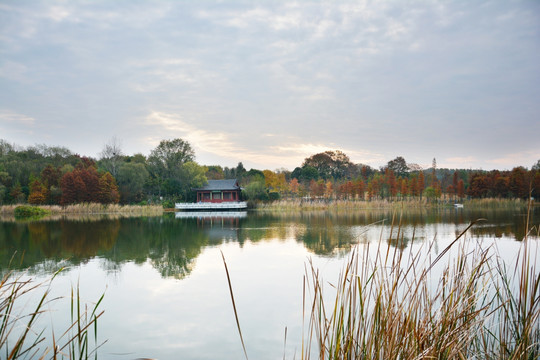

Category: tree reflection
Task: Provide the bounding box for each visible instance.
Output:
[0,208,537,278]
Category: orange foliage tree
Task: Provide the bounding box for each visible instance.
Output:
[98,172,120,204]
[28,179,48,205]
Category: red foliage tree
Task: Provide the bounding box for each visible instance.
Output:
[446,185,456,200]
[289,178,300,196]
[60,164,101,204]
[493,176,509,198]
[533,171,540,199]
[468,173,489,198]
[452,172,459,193]
[509,167,529,199]
[409,176,418,197]
[417,172,425,198]
[457,179,465,200]
[385,169,397,199]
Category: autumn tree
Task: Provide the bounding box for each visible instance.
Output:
[289,178,300,196]
[509,167,529,199]
[409,175,418,197]
[310,180,325,198]
[325,180,333,198]
[60,159,100,204]
[98,172,120,204]
[28,179,48,205]
[532,170,540,199]
[385,169,397,199]
[41,165,62,188]
[493,176,509,198]
[60,171,86,204]
[399,178,409,198]
[417,172,425,198]
[468,173,490,198]
[457,179,465,200]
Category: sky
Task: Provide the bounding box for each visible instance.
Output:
[1,0,539,171]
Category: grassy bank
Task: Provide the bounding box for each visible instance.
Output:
[0,203,163,217]
[253,198,530,211]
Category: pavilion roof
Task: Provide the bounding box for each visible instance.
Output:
[194,179,240,191]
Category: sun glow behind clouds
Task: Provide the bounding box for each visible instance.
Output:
[144,111,385,169]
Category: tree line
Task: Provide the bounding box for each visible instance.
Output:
[0,138,539,206]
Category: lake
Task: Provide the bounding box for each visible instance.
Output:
[1,207,539,359]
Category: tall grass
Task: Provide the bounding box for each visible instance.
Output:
[0,203,163,218]
[0,267,104,359]
[256,199,427,212]
[220,207,539,359]
[464,198,529,209]
[254,197,531,212]
[300,219,539,359]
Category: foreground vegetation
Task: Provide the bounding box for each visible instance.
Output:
[0,269,103,359]
[223,213,540,359]
[298,222,540,359]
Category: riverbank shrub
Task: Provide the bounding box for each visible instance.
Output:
[13,205,50,219]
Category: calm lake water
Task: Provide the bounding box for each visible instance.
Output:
[1,207,539,359]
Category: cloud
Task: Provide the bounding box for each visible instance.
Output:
[0,1,538,170]
[443,156,479,169]
[272,143,385,167]
[0,111,35,125]
[144,111,242,157]
[144,111,386,169]
[487,151,540,170]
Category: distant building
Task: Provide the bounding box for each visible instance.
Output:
[194,179,242,203]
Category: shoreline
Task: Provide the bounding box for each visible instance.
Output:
[252,197,532,211]
[0,197,533,219]
[0,203,164,217]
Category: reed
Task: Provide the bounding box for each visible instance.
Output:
[300,219,539,359]
[0,267,104,359]
[254,197,531,212]
[222,208,539,359]
[463,198,529,209]
[255,199,430,212]
[0,203,163,217]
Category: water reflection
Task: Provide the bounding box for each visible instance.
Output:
[1,208,538,278]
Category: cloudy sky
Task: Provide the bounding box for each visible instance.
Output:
[1,0,539,171]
